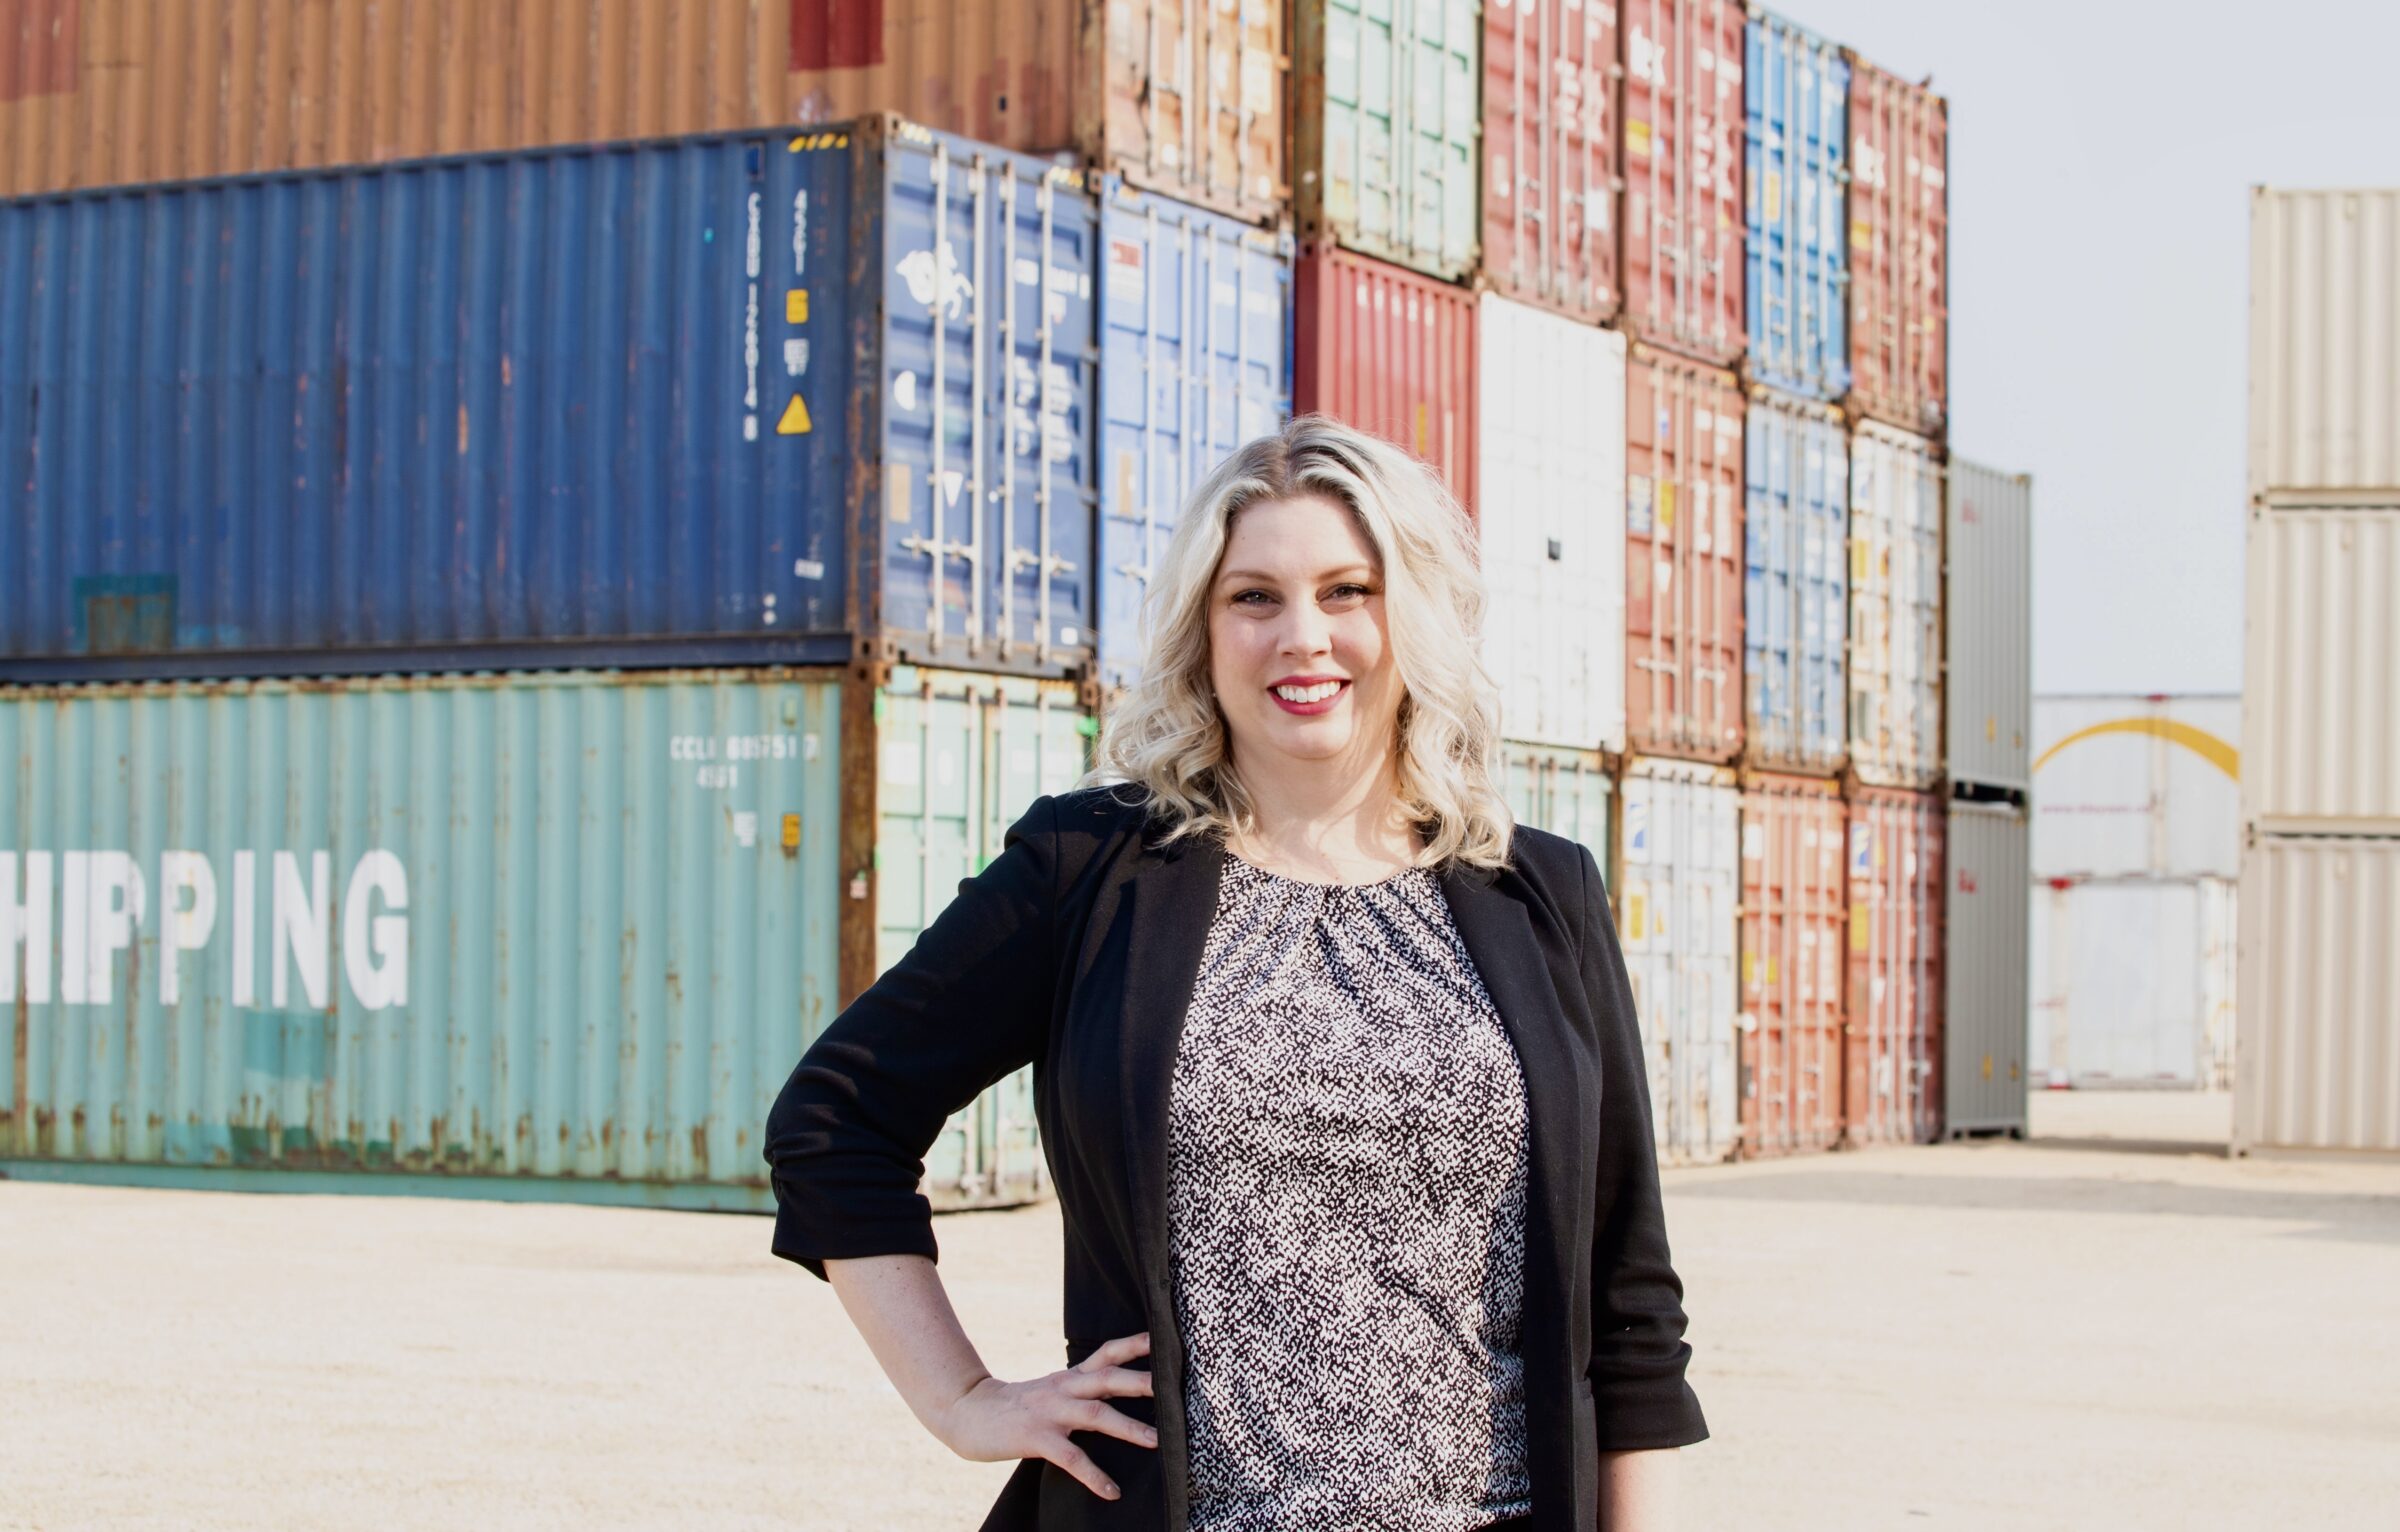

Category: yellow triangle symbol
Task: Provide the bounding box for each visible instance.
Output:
[776,394,812,436]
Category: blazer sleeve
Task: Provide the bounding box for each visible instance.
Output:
[762,792,1061,1281]
[1576,840,1711,1449]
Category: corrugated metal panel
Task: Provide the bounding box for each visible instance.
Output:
[1844,57,1946,436]
[0,121,1103,683]
[1742,389,1847,774]
[1626,347,1745,761]
[1943,801,2028,1134]
[1294,242,1479,516]
[1480,0,1619,321]
[1737,771,1845,1155]
[2031,877,2236,1091]
[1499,740,1614,890]
[2248,187,2400,502]
[1944,459,2033,794]
[1847,420,1942,788]
[0,1,1286,225]
[2242,509,2400,832]
[2235,834,2400,1154]
[1095,182,1295,693]
[1743,10,1849,400]
[1620,757,1741,1165]
[0,669,843,1208]
[1620,0,1746,365]
[2031,694,2242,880]
[1295,0,1482,281]
[867,666,1092,1207]
[1843,783,1943,1145]
[1480,293,1627,750]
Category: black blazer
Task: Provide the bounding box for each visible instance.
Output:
[764,784,1707,1532]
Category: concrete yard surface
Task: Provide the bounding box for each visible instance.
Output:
[2,1094,2394,1531]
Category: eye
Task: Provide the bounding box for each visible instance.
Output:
[1324,583,1374,605]
[1230,588,1276,607]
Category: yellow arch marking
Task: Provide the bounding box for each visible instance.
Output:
[2032,716,2240,779]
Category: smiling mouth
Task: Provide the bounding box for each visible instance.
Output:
[1269,679,1349,715]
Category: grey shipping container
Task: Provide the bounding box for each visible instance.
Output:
[0,119,1102,683]
[0,664,1090,1210]
[1944,458,2033,795]
[1943,800,2029,1137]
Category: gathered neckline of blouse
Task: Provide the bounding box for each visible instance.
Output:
[1222,850,1433,893]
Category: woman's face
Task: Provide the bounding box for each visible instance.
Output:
[1206,494,1403,777]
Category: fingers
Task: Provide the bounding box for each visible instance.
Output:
[1048,1441,1119,1502]
[1072,1331,1151,1371]
[1060,1365,1156,1401]
[1063,1397,1159,1450]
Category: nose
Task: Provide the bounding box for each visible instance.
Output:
[1275,597,1334,660]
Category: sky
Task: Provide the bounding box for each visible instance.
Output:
[1773,0,2400,696]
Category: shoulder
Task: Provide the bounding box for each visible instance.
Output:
[1502,822,1597,893]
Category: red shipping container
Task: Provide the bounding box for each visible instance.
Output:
[1295,243,1480,517]
[1618,0,1745,364]
[1626,346,1744,760]
[1739,772,1847,1157]
[1482,0,1620,322]
[1844,785,1946,1145]
[1846,57,1949,436]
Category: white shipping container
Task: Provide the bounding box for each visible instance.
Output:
[1480,294,1629,749]
[2242,509,2400,833]
[1945,459,2033,794]
[1847,421,1943,788]
[2235,835,2400,1154]
[1945,801,2030,1134]
[1618,758,1742,1165]
[2032,878,2237,1091]
[2032,694,2243,880]
[2249,187,2400,502]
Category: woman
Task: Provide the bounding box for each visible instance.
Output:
[764,417,1707,1531]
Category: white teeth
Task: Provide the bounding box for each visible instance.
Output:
[1274,681,1344,704]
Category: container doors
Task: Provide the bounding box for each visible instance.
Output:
[1743,395,1849,773]
[1096,185,1294,693]
[1300,0,1483,280]
[1738,772,1847,1154]
[1846,61,1947,435]
[1482,0,1621,320]
[1619,0,1745,364]
[878,130,1101,676]
[1619,761,1741,1163]
[1625,350,1744,760]
[1480,293,1627,749]
[1844,787,1944,1144]
[1744,14,1849,400]
[1848,421,1942,787]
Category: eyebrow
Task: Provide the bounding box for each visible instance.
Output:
[1216,565,1378,586]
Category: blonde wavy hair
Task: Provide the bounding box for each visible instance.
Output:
[1081,415,1515,871]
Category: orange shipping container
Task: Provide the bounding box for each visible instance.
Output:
[1295,242,1479,516]
[1845,56,1948,435]
[1481,0,1620,322]
[1618,0,1745,365]
[1844,784,1945,1146]
[1738,772,1847,1157]
[1625,346,1743,761]
[0,0,1285,223]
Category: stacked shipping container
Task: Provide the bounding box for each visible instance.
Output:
[2239,188,2400,1155]
[0,3,2012,1201]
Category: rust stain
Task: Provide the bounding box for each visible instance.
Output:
[689,1124,709,1177]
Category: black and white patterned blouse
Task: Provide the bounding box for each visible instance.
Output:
[1165,851,1534,1532]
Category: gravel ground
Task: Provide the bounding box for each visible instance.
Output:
[2,1092,2393,1531]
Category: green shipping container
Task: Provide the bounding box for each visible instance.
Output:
[1500,740,1616,894]
[1296,0,1484,281]
[0,667,1090,1212]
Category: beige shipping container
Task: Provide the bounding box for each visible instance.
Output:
[2249,187,2400,503]
[2242,509,2400,834]
[0,0,1286,223]
[1848,420,1944,789]
[2235,834,2400,1155]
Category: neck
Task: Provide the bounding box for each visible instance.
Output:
[1225,743,1420,876]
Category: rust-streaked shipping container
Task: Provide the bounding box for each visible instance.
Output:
[1481,0,1620,322]
[1848,421,1945,789]
[0,0,1287,224]
[1619,0,1746,365]
[1295,242,1479,515]
[1626,346,1744,761]
[1619,757,1741,1165]
[1737,770,1847,1156]
[1844,56,1947,436]
[1843,784,1944,1146]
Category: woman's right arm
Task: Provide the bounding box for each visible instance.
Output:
[825,1253,1155,1501]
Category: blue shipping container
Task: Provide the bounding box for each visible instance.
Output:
[0,118,1101,681]
[1744,14,1850,402]
[1095,179,1293,693]
[1744,391,1849,773]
